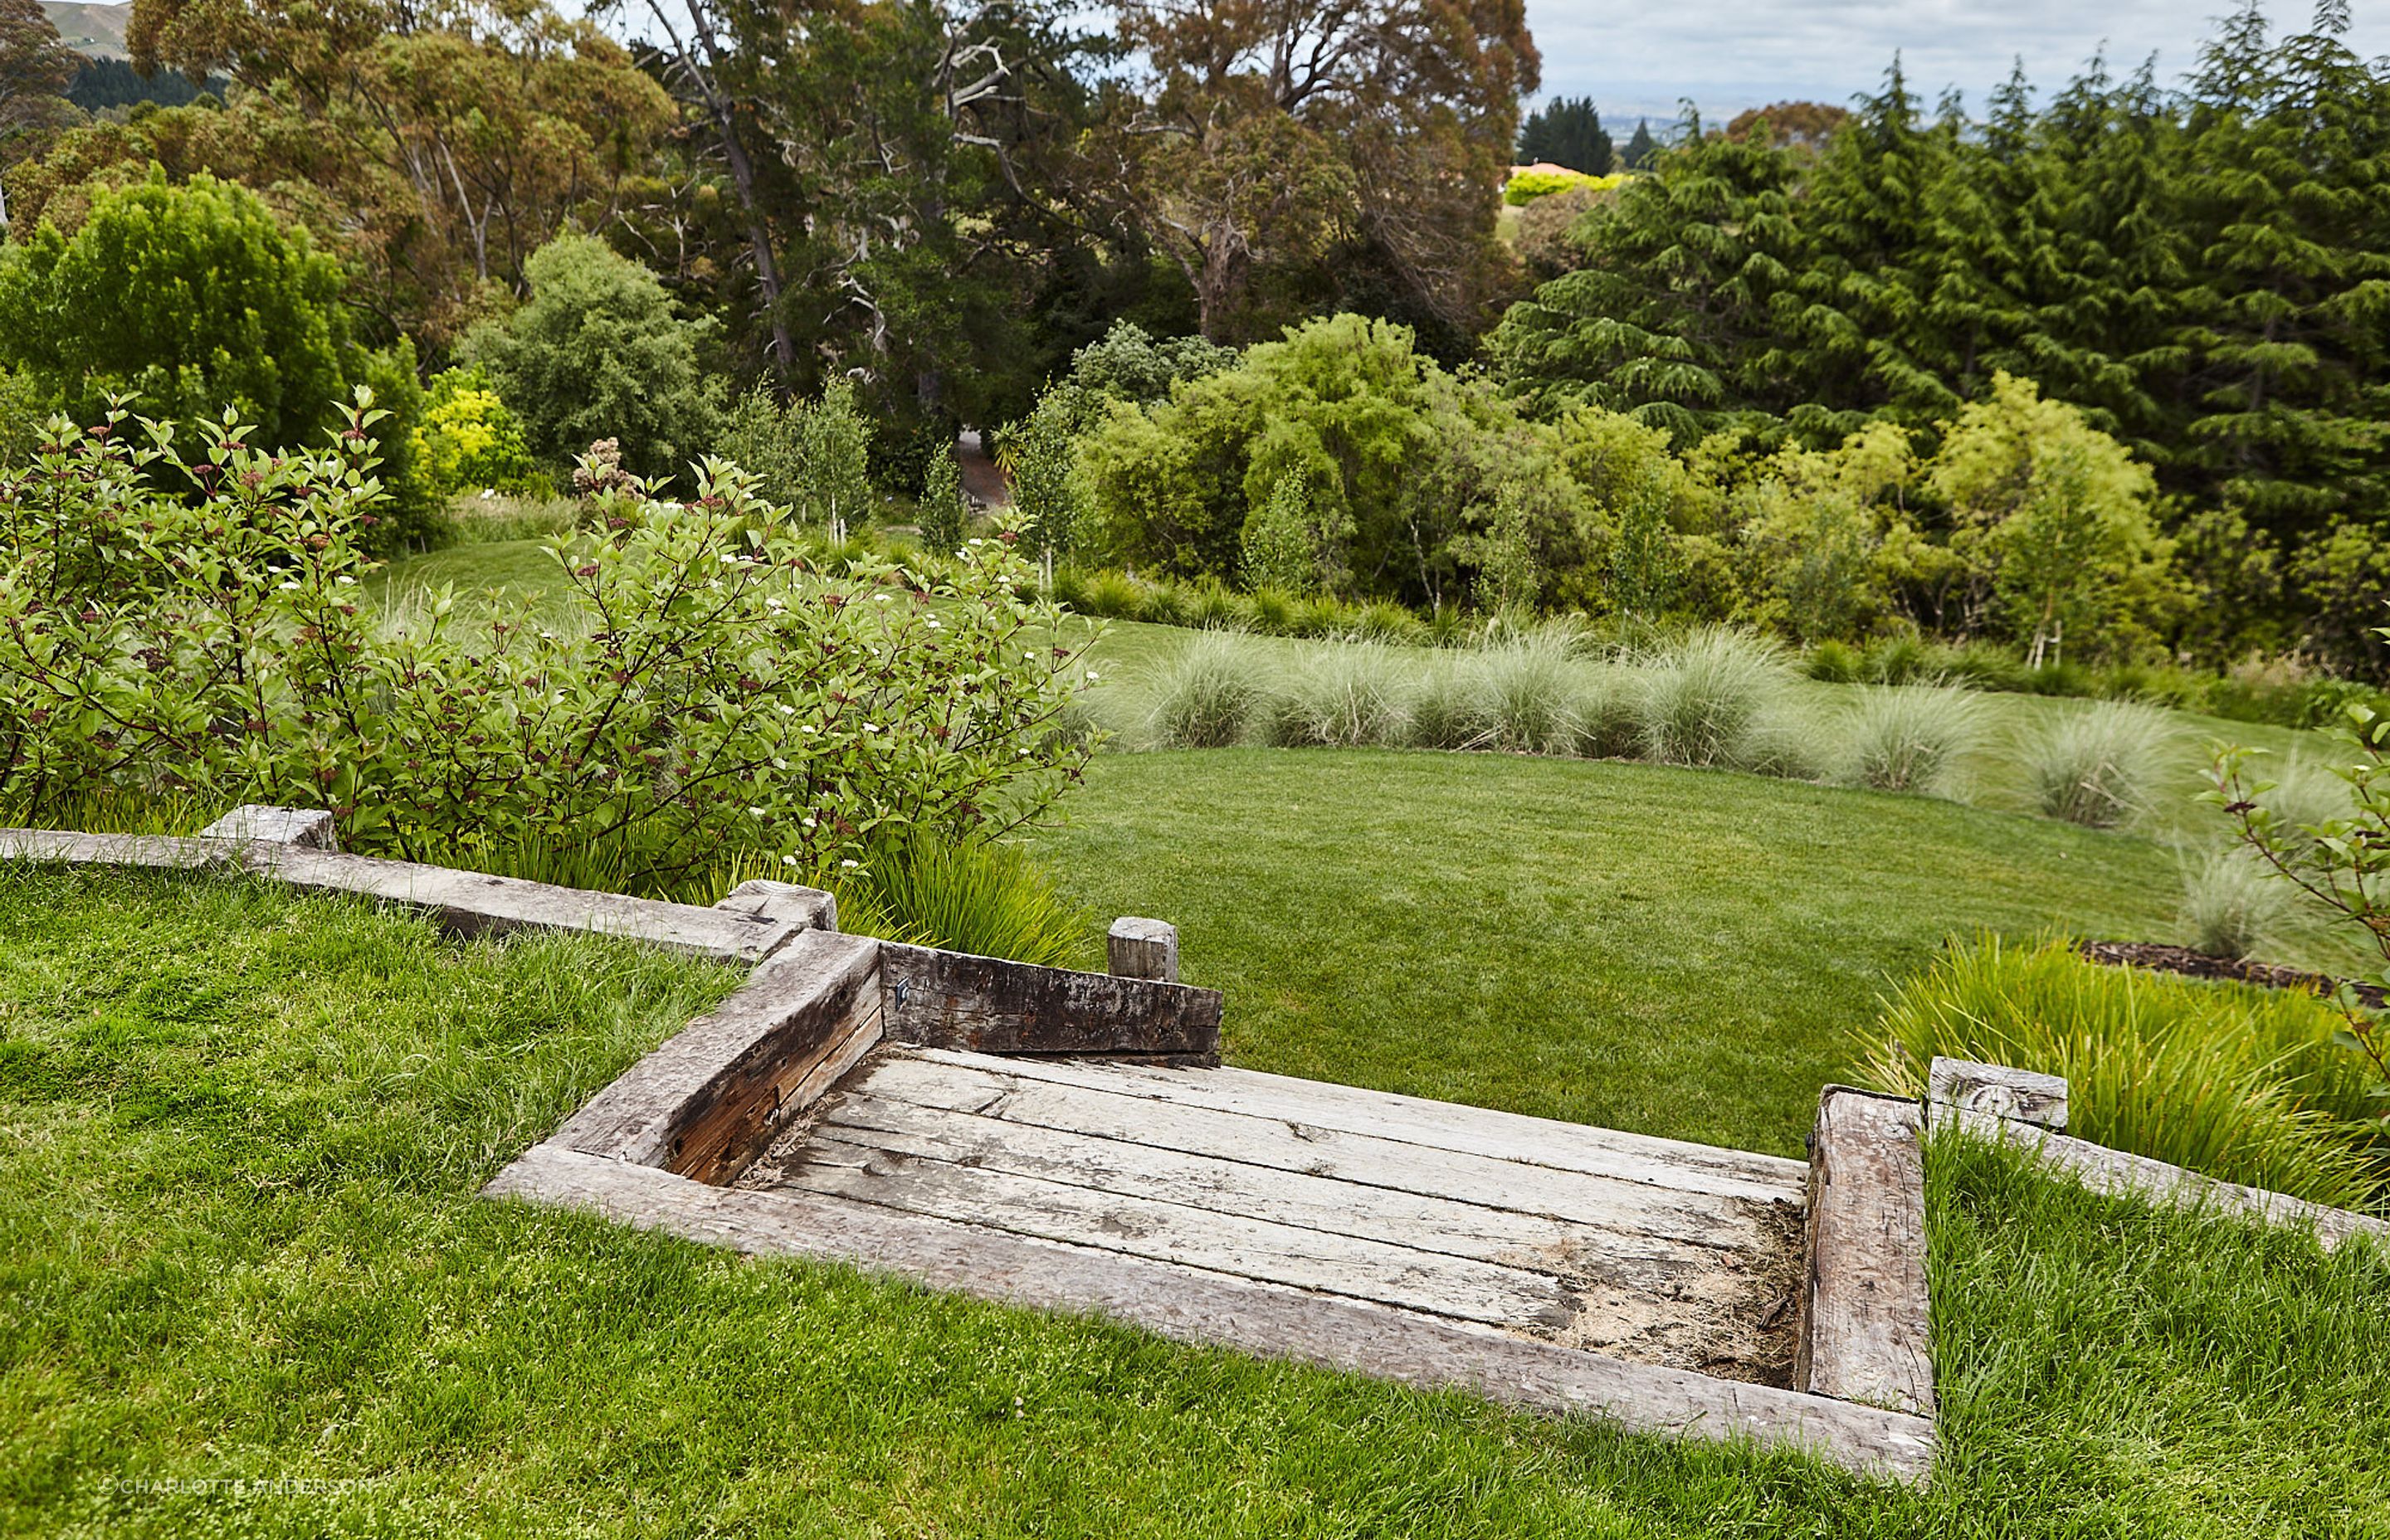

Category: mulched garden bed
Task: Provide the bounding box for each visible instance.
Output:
[2077,941,2387,1011]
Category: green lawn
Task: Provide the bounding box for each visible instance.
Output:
[4,841,2388,1535]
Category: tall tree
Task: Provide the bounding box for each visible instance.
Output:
[0,0,79,230]
[1101,0,1539,342]
[1518,95,1611,173]
[1621,118,1656,169]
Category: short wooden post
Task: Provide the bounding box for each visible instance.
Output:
[1107,917,1178,983]
[1927,1057,2067,1130]
[198,804,339,850]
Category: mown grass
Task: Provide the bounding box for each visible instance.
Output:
[4,864,2388,1536]
[1028,748,2188,1156]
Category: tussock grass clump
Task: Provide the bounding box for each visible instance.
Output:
[2178,849,2299,962]
[1631,627,1800,769]
[1864,935,2385,1211]
[2023,700,2176,828]
[1840,685,1985,797]
[1261,638,1412,747]
[1142,629,1266,748]
[1405,653,1484,750]
[831,837,1095,967]
[1461,633,1583,755]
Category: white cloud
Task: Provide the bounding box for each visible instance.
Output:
[1529,0,2390,124]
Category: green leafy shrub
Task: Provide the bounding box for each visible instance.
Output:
[916,441,967,555]
[0,400,1092,899]
[1241,472,1319,594]
[2210,646,2390,1104]
[2023,700,2175,829]
[411,364,538,497]
[1631,626,1798,769]
[1840,685,1983,797]
[459,233,722,481]
[1863,936,2383,1211]
[0,170,433,549]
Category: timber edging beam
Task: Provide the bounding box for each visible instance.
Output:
[482,1140,1936,1482]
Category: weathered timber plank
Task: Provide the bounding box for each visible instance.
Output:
[1,826,797,962]
[781,1132,1576,1328]
[818,1089,1729,1282]
[554,929,884,1180]
[197,804,339,850]
[1927,1057,2067,1130]
[483,1142,1934,1481]
[848,1053,1776,1251]
[1936,1104,2390,1252]
[0,828,236,870]
[912,1050,1807,1202]
[879,941,1221,1058]
[1106,917,1178,982]
[246,846,792,962]
[1797,1089,1934,1417]
[715,877,838,933]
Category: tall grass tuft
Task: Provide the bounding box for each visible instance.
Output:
[1863,935,2385,1211]
[2022,700,2176,829]
[829,838,1095,967]
[1631,627,1799,769]
[1142,630,1266,748]
[1262,638,1412,747]
[1840,685,1985,797]
[1462,632,1583,755]
[1406,652,1484,750]
[2178,848,2299,961]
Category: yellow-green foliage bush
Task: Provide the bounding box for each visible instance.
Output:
[1863,935,2385,1211]
[1504,169,1629,206]
[410,364,539,496]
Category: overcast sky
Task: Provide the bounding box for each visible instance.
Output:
[1531,0,2390,125]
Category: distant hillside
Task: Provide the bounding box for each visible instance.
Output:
[41,2,132,59]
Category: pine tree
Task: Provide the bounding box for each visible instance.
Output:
[1622,119,1658,170]
[1517,97,1612,174]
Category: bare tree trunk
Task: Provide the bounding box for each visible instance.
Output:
[646,0,796,382]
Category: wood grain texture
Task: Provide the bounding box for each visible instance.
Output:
[1,827,796,962]
[197,805,339,850]
[1935,1104,2390,1252]
[715,878,838,935]
[1797,1089,1934,1417]
[0,828,236,870]
[880,942,1221,1058]
[1106,917,1179,982]
[912,1050,1807,1203]
[484,1141,1934,1481]
[845,1053,1777,1251]
[553,929,884,1181]
[778,1129,1578,1328]
[1927,1057,2068,1130]
[245,846,792,962]
[817,1088,1729,1279]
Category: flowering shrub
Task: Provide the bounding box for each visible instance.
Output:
[0,397,1095,897]
[410,365,539,496]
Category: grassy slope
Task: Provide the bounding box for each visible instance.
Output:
[1029,748,2178,1157]
[4,865,2388,1537]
